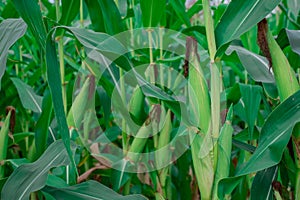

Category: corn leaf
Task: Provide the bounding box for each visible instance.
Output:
[11,78,43,113]
[46,37,77,183]
[0,18,27,89]
[226,45,275,83]
[12,0,47,49]
[250,166,278,200]
[35,90,53,158]
[43,180,147,200]
[239,84,262,140]
[1,140,76,200]
[286,29,300,56]
[218,90,300,198]
[215,0,281,49]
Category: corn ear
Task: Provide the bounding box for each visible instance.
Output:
[188,39,211,132]
[266,27,299,101]
[67,76,93,127]
[157,110,172,187]
[191,132,214,200]
[0,111,11,178]
[210,62,221,138]
[127,106,159,162]
[129,86,146,125]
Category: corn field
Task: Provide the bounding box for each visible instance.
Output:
[0,0,300,199]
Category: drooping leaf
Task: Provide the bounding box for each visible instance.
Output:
[0,18,27,89]
[219,90,300,197]
[215,0,281,49]
[1,140,76,200]
[236,90,300,176]
[226,45,275,83]
[43,180,147,200]
[286,29,300,56]
[12,0,47,49]
[11,78,43,113]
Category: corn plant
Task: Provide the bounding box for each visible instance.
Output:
[0,0,300,200]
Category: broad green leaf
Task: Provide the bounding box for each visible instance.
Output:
[0,18,27,89]
[286,29,300,56]
[219,90,300,197]
[1,140,76,200]
[43,180,147,200]
[215,0,281,49]
[140,0,166,27]
[59,0,80,26]
[46,38,77,183]
[35,90,53,158]
[226,45,275,83]
[250,166,277,200]
[12,0,47,49]
[236,90,300,176]
[11,78,43,113]
[0,112,11,178]
[239,84,262,139]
